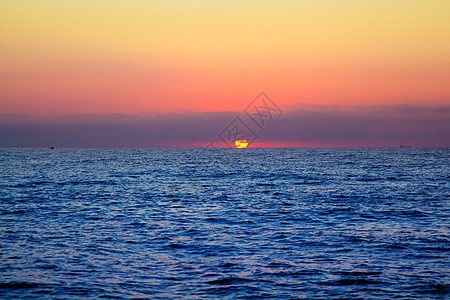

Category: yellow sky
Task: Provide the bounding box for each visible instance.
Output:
[1,0,450,114]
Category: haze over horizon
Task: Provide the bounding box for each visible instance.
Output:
[1,103,449,148]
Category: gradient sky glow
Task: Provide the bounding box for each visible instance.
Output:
[1,0,449,146]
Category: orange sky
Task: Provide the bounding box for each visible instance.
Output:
[1,0,450,116]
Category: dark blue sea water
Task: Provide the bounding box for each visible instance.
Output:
[1,148,449,299]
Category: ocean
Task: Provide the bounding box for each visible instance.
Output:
[0,148,449,299]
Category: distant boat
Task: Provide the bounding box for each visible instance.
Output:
[49,146,55,149]
[400,145,412,148]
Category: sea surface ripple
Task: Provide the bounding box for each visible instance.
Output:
[1,148,449,299]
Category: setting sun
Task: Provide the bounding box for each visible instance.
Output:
[235,140,249,148]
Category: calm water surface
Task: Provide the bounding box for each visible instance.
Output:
[1,148,449,299]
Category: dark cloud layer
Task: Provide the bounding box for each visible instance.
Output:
[0,105,449,147]
[266,105,450,146]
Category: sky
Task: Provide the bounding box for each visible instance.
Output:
[1,0,449,147]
